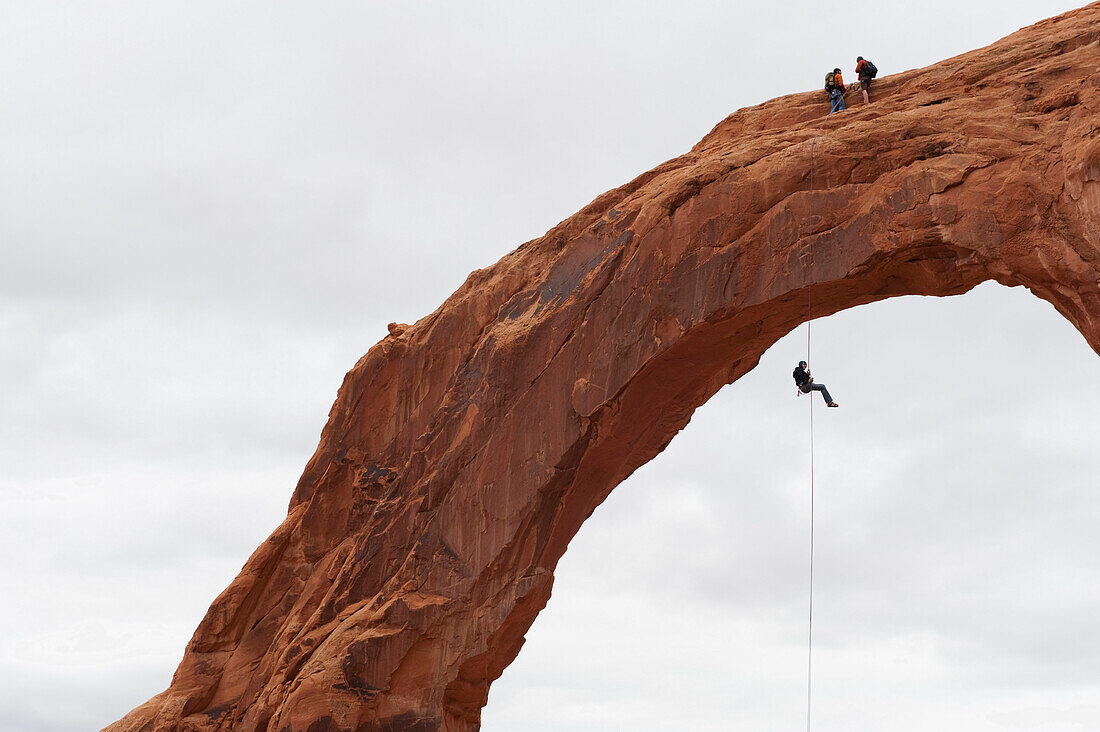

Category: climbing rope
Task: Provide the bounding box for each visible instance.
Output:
[805,138,817,732]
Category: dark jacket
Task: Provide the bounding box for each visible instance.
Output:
[793,365,811,388]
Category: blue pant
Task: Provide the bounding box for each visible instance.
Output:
[829,89,846,114]
[801,382,834,404]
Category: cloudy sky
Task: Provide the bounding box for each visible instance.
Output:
[3,2,1099,731]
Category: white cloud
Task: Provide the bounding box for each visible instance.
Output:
[1,1,1093,730]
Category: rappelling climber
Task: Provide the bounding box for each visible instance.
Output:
[854,56,878,104]
[825,68,847,114]
[794,361,838,407]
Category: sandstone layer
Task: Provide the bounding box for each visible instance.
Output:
[108,6,1100,731]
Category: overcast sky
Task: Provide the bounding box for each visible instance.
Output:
[3,2,1099,731]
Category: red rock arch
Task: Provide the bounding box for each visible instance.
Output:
[110,6,1100,731]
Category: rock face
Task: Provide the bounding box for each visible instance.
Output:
[109,6,1100,732]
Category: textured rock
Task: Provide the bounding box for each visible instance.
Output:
[108,6,1100,732]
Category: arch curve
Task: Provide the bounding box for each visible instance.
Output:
[109,7,1100,732]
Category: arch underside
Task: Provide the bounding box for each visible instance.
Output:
[109,7,1100,732]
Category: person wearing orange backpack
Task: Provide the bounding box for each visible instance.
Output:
[825,68,847,114]
[855,56,878,104]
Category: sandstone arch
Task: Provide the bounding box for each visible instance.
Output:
[110,6,1100,731]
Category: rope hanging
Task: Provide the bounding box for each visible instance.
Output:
[805,138,817,732]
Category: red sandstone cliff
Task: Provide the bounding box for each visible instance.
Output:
[107,6,1100,731]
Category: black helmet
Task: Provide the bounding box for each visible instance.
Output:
[798,361,807,367]
[856,55,864,61]
[833,67,841,73]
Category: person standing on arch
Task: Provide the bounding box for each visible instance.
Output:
[825,68,847,114]
[794,361,839,407]
[855,55,878,104]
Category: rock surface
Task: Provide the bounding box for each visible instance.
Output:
[108,6,1100,731]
